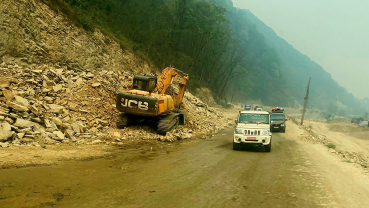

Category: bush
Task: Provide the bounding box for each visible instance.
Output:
[326,143,336,149]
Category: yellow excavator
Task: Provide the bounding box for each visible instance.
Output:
[116,67,189,135]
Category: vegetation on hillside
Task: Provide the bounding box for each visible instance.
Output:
[45,0,366,115]
[48,0,284,105]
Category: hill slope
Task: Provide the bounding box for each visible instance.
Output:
[0,0,233,150]
[5,0,364,116]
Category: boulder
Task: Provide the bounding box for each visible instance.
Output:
[7,101,29,112]
[49,121,58,130]
[32,126,41,135]
[0,123,14,141]
[46,80,56,86]
[53,131,65,141]
[51,117,63,126]
[48,104,64,114]
[0,110,9,117]
[44,97,53,102]
[14,118,37,128]
[92,83,101,88]
[113,131,121,137]
[0,106,9,113]
[74,78,83,86]
[71,122,80,134]
[3,89,14,101]
[92,139,104,144]
[18,127,32,133]
[179,133,192,140]
[1,122,11,131]
[32,69,43,74]
[9,113,19,119]
[0,142,9,148]
[89,127,99,134]
[44,119,52,128]
[17,132,25,139]
[14,95,29,107]
[28,105,40,116]
[53,84,63,92]
[86,72,94,78]
[64,129,76,141]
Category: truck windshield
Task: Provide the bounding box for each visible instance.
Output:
[239,114,269,124]
[271,114,285,120]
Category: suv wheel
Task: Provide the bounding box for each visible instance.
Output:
[233,141,240,150]
[265,140,272,152]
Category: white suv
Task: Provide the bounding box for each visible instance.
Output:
[233,111,272,152]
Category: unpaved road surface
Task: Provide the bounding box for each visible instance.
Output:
[1,121,369,208]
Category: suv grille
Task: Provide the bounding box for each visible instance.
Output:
[244,130,261,135]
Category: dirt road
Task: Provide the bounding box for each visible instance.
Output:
[1,120,369,208]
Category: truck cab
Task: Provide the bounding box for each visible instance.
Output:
[233,111,272,152]
[270,107,287,133]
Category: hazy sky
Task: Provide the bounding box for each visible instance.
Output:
[232,0,369,99]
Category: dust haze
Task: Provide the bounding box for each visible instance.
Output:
[232,0,369,100]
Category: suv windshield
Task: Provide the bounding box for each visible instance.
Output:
[271,114,285,120]
[239,114,269,124]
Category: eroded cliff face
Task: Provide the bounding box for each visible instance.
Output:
[0,0,152,74]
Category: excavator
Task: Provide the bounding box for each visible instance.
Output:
[116,67,189,135]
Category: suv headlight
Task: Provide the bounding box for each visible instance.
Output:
[281,124,285,127]
[235,128,244,134]
[262,130,270,135]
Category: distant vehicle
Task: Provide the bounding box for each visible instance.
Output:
[351,117,364,124]
[244,104,252,111]
[271,107,284,114]
[233,110,272,152]
[270,107,287,133]
[254,105,263,111]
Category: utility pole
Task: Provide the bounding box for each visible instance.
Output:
[301,77,311,125]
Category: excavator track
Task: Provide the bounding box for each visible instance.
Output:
[116,113,132,129]
[157,114,179,136]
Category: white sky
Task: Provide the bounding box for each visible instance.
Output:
[232,0,369,99]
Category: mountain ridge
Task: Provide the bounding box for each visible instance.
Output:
[211,0,365,115]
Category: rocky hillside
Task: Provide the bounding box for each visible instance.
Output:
[0,0,232,148]
[0,65,231,148]
[0,0,151,73]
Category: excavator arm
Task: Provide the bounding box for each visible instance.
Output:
[153,67,189,107]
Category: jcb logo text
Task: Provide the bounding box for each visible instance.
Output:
[121,99,149,110]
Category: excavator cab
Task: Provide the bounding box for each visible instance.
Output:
[132,75,157,93]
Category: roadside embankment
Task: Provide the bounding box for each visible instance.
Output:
[289,116,369,170]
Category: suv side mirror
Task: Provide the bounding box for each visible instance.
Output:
[285,119,288,121]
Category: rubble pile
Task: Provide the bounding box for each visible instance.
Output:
[0,64,232,148]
